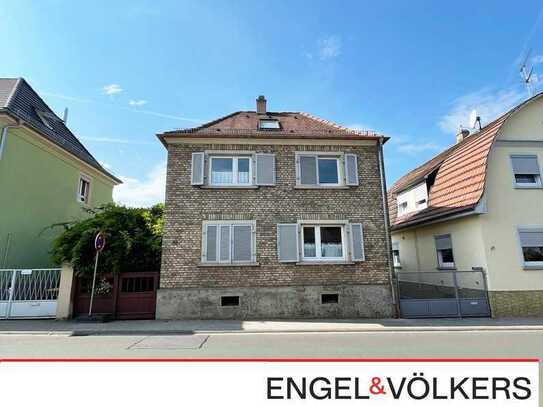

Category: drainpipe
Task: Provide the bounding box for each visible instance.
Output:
[0,122,22,160]
[377,137,399,314]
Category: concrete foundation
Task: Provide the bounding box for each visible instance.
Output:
[156,284,395,320]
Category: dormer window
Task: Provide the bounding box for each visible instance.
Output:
[396,182,428,215]
[259,119,280,130]
[35,109,53,130]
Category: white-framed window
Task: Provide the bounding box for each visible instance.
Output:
[259,119,280,130]
[392,241,401,267]
[396,182,428,216]
[511,155,542,188]
[77,174,91,204]
[518,228,543,268]
[296,152,348,187]
[435,234,455,269]
[202,220,256,264]
[302,224,346,261]
[397,201,408,216]
[209,156,252,186]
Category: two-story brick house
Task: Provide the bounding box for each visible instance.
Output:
[157,96,395,319]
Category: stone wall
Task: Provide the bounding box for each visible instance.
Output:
[488,290,543,317]
[157,284,394,319]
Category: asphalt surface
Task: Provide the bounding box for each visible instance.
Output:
[0,329,541,359]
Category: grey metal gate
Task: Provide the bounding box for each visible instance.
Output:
[0,269,61,319]
[396,270,490,318]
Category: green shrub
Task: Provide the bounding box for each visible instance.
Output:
[51,203,163,275]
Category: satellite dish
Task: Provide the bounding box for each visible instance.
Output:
[469,109,478,129]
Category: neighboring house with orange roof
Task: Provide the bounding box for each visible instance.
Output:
[157,96,395,319]
[389,92,543,317]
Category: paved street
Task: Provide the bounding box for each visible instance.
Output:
[1,329,541,359]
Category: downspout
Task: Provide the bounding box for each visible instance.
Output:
[0,126,9,160]
[377,137,399,314]
[0,123,22,268]
[0,121,22,160]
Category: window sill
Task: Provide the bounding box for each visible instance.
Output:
[296,261,355,266]
[523,265,543,270]
[294,185,350,190]
[436,267,457,271]
[198,262,260,267]
[200,185,259,189]
[513,185,543,189]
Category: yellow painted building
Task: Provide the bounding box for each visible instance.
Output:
[389,93,543,317]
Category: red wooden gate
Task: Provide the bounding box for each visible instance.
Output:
[73,272,158,320]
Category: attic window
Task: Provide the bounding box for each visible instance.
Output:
[259,119,280,130]
[35,109,53,130]
[396,182,428,215]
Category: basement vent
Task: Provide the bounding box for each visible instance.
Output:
[321,293,339,304]
[221,295,240,307]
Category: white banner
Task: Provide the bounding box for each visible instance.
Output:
[0,359,538,406]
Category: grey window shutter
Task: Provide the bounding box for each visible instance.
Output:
[350,223,365,261]
[191,152,205,185]
[299,155,317,185]
[392,241,400,251]
[219,225,231,262]
[344,153,359,186]
[519,230,543,247]
[232,225,252,262]
[277,224,299,262]
[435,234,452,250]
[206,225,217,262]
[511,155,540,175]
[256,153,276,185]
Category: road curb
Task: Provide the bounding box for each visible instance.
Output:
[67,325,543,336]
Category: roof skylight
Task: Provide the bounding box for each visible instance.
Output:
[259,119,280,130]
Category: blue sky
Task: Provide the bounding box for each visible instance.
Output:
[2,0,543,206]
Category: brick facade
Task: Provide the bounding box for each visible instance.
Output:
[158,141,395,319]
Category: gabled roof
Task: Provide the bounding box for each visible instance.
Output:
[0,78,120,184]
[388,92,543,230]
[158,110,386,144]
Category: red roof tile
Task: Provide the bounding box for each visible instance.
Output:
[158,111,386,143]
[388,93,543,230]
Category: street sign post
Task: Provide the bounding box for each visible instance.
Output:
[88,232,106,316]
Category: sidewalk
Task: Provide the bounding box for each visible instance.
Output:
[1,317,543,336]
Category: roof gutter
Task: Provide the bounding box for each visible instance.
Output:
[391,206,482,232]
[377,136,398,314]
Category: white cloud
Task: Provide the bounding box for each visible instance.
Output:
[396,142,443,155]
[79,136,153,145]
[318,36,341,60]
[99,161,112,170]
[113,161,166,208]
[531,54,543,65]
[129,99,147,107]
[438,87,525,134]
[103,84,123,96]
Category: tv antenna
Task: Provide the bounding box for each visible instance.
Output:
[469,109,481,131]
[520,49,536,97]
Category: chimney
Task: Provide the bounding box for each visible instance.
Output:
[456,128,470,144]
[62,107,69,124]
[256,95,267,114]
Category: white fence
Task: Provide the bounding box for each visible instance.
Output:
[0,268,61,319]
